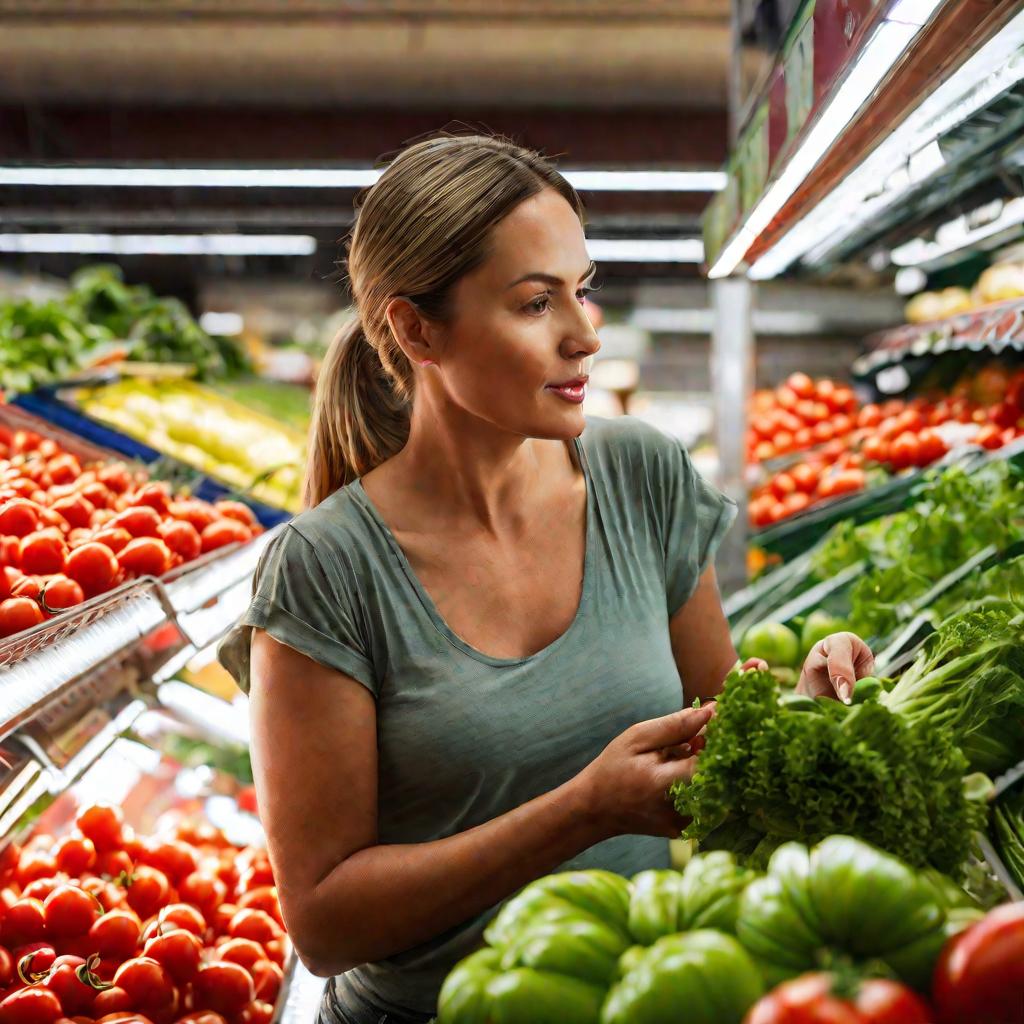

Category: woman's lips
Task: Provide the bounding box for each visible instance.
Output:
[546,382,587,403]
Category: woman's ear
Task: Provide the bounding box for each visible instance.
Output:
[385,297,440,367]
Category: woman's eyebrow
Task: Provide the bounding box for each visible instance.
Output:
[506,261,598,290]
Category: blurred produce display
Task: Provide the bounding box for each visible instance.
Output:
[750,366,1024,528]
[77,380,304,513]
[905,260,1024,323]
[0,421,262,641]
[0,266,249,394]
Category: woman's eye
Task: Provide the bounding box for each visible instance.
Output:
[526,296,551,314]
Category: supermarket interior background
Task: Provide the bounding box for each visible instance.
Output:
[3,2,1024,1022]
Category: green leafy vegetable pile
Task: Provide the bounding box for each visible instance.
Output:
[881,605,1024,775]
[811,462,1024,640]
[992,782,1024,892]
[670,668,985,875]
[0,264,248,392]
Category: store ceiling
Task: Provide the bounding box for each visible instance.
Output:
[0,0,730,109]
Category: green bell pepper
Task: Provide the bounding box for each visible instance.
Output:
[601,929,764,1024]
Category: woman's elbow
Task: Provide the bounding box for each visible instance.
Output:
[287,905,365,978]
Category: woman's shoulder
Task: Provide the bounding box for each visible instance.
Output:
[580,414,688,474]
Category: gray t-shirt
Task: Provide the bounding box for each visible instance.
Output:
[219,414,736,1019]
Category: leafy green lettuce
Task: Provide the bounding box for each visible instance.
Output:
[671,669,985,875]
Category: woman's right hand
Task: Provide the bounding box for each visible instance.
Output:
[572,703,715,840]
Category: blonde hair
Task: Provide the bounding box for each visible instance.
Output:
[303,134,585,507]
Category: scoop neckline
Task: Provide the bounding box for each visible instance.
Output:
[351,435,595,667]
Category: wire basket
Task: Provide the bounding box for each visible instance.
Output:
[0,578,160,671]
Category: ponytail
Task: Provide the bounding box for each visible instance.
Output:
[303,317,411,507]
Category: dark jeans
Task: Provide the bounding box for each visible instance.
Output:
[318,977,436,1024]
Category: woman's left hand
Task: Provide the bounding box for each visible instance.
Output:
[796,631,875,704]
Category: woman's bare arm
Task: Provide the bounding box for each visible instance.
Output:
[668,565,739,704]
[249,630,710,977]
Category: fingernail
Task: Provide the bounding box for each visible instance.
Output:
[838,680,852,704]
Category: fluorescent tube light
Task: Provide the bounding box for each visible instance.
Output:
[198,311,245,335]
[0,166,725,193]
[709,17,920,279]
[587,238,705,263]
[750,7,1024,279]
[0,233,318,255]
[889,195,1024,265]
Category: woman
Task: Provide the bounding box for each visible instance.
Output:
[220,134,874,1024]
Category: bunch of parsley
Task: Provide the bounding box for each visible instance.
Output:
[671,669,985,875]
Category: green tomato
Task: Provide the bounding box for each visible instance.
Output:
[499,917,630,986]
[601,930,764,1024]
[800,610,849,660]
[739,622,800,668]
[851,676,884,703]
[437,950,606,1024]
[735,836,949,992]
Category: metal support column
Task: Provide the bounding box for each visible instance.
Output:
[711,276,755,596]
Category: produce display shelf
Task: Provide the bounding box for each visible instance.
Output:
[853,298,1024,381]
[0,526,281,742]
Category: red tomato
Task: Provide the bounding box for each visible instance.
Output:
[811,422,835,444]
[96,1017,154,1024]
[97,465,132,494]
[2,900,47,947]
[1,540,21,568]
[236,888,280,926]
[49,496,94,532]
[143,929,201,983]
[199,521,251,554]
[933,901,1024,1024]
[140,842,198,885]
[773,431,795,455]
[88,529,132,556]
[889,431,920,470]
[236,1002,273,1024]
[111,507,161,539]
[0,986,63,1024]
[861,436,889,465]
[753,442,777,463]
[831,415,853,437]
[832,387,857,414]
[79,482,113,511]
[0,599,44,638]
[117,539,171,578]
[782,492,811,517]
[132,485,171,515]
[19,532,67,576]
[262,937,287,967]
[156,521,201,563]
[43,886,99,938]
[53,836,96,878]
[0,947,12,989]
[42,955,98,1016]
[212,501,257,528]
[175,1015,227,1024]
[95,850,133,881]
[786,373,816,399]
[744,972,931,1024]
[776,386,800,411]
[39,576,84,613]
[795,399,819,424]
[123,867,170,919]
[793,427,814,450]
[0,500,41,538]
[176,874,224,923]
[975,424,1003,450]
[23,877,66,902]
[63,540,120,596]
[250,959,282,1003]
[152,903,206,939]
[112,958,173,1011]
[769,473,797,501]
[89,910,142,961]
[227,910,281,946]
[10,576,42,602]
[211,904,238,938]
[75,805,124,853]
[818,469,866,500]
[45,455,81,486]
[917,429,947,465]
[168,502,216,533]
[91,989,133,1017]
[192,962,254,1017]
[214,938,265,974]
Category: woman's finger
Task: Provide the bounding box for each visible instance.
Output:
[740,657,769,672]
[823,633,857,703]
[631,703,715,751]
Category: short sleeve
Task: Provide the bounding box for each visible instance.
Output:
[218,525,378,696]
[657,437,737,616]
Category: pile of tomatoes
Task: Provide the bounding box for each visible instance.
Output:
[0,802,287,1024]
[748,374,859,464]
[0,425,263,639]
[750,385,1024,530]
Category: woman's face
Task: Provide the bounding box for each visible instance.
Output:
[431,188,602,441]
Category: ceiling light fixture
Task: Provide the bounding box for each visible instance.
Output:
[889,195,1024,266]
[0,233,319,256]
[0,166,726,193]
[587,238,705,263]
